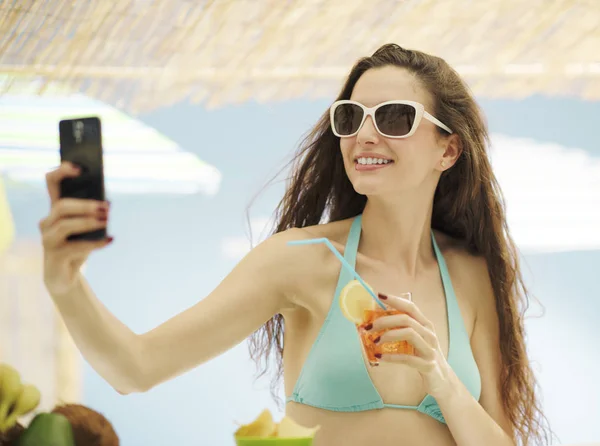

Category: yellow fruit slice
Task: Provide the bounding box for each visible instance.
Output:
[276,416,320,438]
[234,409,276,438]
[339,279,377,324]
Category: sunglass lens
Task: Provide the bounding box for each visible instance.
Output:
[333,103,364,136]
[375,103,416,136]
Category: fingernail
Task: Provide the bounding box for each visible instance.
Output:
[106,236,114,244]
[97,215,108,222]
[373,336,381,344]
[374,353,382,359]
[378,293,388,300]
[364,323,373,331]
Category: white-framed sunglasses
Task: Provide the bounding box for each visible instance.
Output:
[330,99,453,139]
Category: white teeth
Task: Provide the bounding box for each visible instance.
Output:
[356,157,392,165]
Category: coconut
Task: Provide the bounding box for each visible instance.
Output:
[51,404,119,446]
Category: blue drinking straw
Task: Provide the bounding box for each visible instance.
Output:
[288,238,386,310]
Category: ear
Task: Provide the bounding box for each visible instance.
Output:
[438,133,462,172]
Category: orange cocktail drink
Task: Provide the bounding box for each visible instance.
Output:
[358,302,415,366]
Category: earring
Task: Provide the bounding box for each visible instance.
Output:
[440,161,446,168]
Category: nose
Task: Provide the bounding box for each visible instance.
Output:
[356,115,380,146]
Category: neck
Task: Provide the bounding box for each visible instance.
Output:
[359,190,436,277]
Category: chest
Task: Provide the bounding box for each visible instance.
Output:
[349,261,452,405]
[284,254,476,406]
[284,254,474,406]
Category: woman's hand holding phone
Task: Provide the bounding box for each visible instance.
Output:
[39,162,112,296]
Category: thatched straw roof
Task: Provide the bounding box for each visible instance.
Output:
[1,0,598,114]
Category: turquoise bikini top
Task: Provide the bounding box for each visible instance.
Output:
[285,214,481,424]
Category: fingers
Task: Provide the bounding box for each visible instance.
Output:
[45,162,81,204]
[42,198,108,229]
[42,218,108,249]
[374,313,438,348]
[39,195,110,249]
[377,293,435,331]
[377,327,436,359]
[372,312,416,331]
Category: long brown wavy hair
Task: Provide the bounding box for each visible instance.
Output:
[248,43,551,445]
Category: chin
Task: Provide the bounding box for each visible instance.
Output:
[349,178,388,197]
[350,175,418,199]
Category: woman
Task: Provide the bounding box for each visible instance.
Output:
[39,44,550,446]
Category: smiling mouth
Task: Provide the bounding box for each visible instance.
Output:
[354,157,394,166]
[354,157,394,172]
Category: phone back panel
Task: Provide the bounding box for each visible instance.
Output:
[59,116,106,240]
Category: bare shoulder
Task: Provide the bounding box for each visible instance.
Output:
[255,217,355,306]
[259,217,353,264]
[433,231,496,330]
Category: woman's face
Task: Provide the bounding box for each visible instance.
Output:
[339,66,450,198]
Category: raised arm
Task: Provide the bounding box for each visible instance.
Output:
[134,228,299,392]
[41,162,301,394]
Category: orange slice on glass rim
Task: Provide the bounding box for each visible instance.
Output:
[339,279,377,324]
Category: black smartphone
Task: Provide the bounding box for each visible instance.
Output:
[59,116,107,241]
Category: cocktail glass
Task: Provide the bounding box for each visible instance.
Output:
[357,292,415,366]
